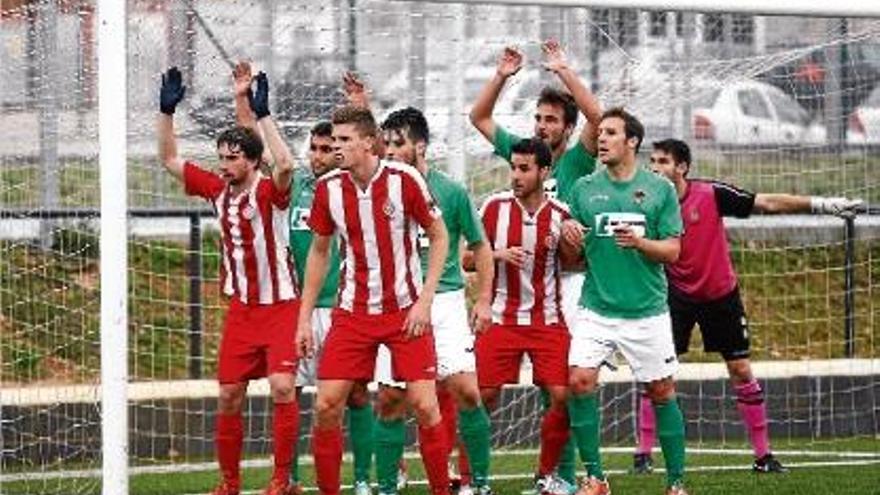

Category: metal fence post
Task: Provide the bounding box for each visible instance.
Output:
[843,216,856,358]
[188,213,203,379]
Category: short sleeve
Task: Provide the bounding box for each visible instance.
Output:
[656,180,684,239]
[403,170,442,229]
[492,126,522,162]
[183,161,224,200]
[458,188,485,246]
[257,176,292,210]
[712,181,756,218]
[306,180,335,236]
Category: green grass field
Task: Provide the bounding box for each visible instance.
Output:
[3,438,879,494]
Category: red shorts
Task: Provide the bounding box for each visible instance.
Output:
[475,323,570,388]
[217,298,299,384]
[318,308,437,382]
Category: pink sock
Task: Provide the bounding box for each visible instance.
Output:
[637,392,656,455]
[735,379,770,458]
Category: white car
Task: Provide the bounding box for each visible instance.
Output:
[848,85,880,144]
[690,79,826,146]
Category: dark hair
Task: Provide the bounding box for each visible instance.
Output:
[600,107,645,153]
[331,105,378,137]
[537,87,578,128]
[311,121,333,138]
[216,126,263,161]
[510,137,552,169]
[652,138,692,174]
[381,106,430,144]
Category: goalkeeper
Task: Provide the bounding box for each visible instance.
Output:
[634,138,863,475]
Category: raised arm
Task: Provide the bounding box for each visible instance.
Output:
[157,67,187,181]
[542,39,601,155]
[342,71,385,157]
[233,61,258,132]
[469,46,523,143]
[249,71,296,191]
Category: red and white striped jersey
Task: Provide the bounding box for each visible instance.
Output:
[308,160,441,315]
[184,162,298,305]
[481,191,570,326]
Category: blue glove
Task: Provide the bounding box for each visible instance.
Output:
[159,67,186,115]
[248,71,271,119]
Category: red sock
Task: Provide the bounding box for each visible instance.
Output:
[272,402,299,483]
[637,392,657,455]
[215,412,243,488]
[538,407,570,476]
[312,426,343,495]
[437,387,458,455]
[457,439,472,486]
[418,422,451,494]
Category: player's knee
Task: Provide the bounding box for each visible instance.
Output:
[347,382,371,408]
[377,387,407,419]
[480,387,501,410]
[645,377,676,402]
[457,388,482,410]
[409,394,441,426]
[268,376,296,402]
[315,394,346,427]
[569,369,598,394]
[546,386,568,411]
[218,383,247,413]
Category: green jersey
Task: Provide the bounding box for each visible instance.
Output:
[493,126,597,203]
[289,167,340,308]
[417,168,486,293]
[567,167,683,319]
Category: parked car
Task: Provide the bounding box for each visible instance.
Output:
[690,79,826,146]
[847,84,880,144]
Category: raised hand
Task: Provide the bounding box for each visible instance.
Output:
[159,67,186,115]
[541,38,569,74]
[249,71,271,120]
[496,46,524,79]
[232,61,253,98]
[342,71,369,108]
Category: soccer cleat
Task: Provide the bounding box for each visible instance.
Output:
[208,481,240,495]
[664,481,688,495]
[396,467,409,490]
[458,485,475,495]
[262,478,295,495]
[353,480,373,495]
[632,453,654,474]
[753,453,788,473]
[475,486,495,495]
[449,460,462,492]
[289,482,304,495]
[535,473,578,495]
[574,476,610,495]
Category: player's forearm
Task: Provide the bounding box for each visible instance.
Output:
[299,243,331,319]
[471,242,494,305]
[422,220,449,304]
[259,115,295,190]
[558,237,585,270]
[234,94,258,132]
[469,74,506,135]
[753,193,811,214]
[636,237,680,264]
[556,67,602,126]
[157,114,184,180]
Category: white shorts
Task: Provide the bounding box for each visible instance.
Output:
[375,289,475,386]
[295,307,333,387]
[560,272,584,329]
[568,308,678,383]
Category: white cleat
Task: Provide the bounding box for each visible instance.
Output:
[353,480,372,495]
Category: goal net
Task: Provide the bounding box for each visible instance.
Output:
[0,0,878,493]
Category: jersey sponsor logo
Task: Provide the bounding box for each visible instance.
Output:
[290,207,311,231]
[595,212,647,237]
[589,193,610,203]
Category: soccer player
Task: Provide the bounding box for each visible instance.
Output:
[296,106,451,495]
[470,41,601,487]
[475,137,581,495]
[634,138,863,475]
[232,63,375,495]
[342,74,495,495]
[561,108,688,495]
[158,67,300,495]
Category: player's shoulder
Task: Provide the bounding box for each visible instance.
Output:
[383,159,423,182]
[639,167,676,190]
[481,190,515,209]
[547,196,571,215]
[315,167,346,187]
[572,168,603,190]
